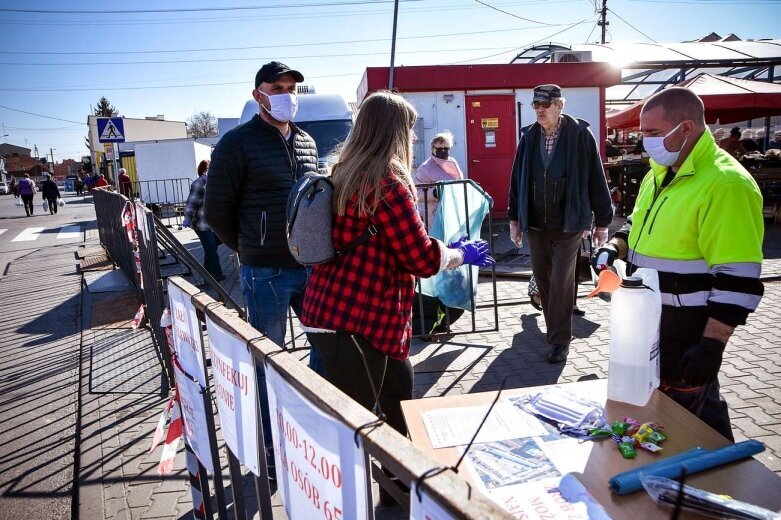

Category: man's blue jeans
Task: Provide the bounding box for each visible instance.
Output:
[240,265,323,476]
[194,229,223,279]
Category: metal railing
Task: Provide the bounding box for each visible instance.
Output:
[126,178,193,229]
[169,276,512,520]
[414,179,499,337]
[93,189,245,386]
[93,189,142,302]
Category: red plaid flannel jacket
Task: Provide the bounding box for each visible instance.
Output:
[301,175,442,361]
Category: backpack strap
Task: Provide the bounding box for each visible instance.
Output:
[335,224,378,257]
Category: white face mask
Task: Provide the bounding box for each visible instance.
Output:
[258,90,298,123]
[643,123,686,166]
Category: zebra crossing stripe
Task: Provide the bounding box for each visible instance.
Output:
[0,229,6,236]
[11,227,46,242]
[57,225,81,240]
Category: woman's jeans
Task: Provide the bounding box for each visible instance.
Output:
[194,229,223,279]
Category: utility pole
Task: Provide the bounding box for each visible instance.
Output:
[50,148,56,178]
[598,0,609,44]
[388,0,400,90]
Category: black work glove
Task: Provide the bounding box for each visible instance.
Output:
[591,244,618,274]
[680,337,726,386]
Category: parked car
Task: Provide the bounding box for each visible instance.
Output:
[0,182,8,195]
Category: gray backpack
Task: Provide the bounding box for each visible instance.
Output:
[286,173,376,265]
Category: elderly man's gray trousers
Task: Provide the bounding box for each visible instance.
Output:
[527,228,582,347]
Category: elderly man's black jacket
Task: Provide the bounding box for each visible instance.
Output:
[508,113,613,232]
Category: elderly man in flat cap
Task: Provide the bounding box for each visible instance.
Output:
[508,84,613,363]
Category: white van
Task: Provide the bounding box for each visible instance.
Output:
[240,93,353,170]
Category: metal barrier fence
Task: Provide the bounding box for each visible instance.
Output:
[93,189,142,302]
[135,203,175,384]
[414,179,499,337]
[169,275,512,519]
[127,178,193,229]
[93,189,245,387]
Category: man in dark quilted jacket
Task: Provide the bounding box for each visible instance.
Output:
[205,62,318,482]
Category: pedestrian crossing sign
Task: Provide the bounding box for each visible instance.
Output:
[97,117,125,143]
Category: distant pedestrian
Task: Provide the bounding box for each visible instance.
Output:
[74,175,84,196]
[183,160,225,281]
[17,173,37,217]
[768,130,781,151]
[118,168,132,197]
[84,174,95,192]
[94,174,109,189]
[40,173,61,215]
[9,177,18,199]
[719,127,747,158]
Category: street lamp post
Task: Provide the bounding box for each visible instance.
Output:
[388,0,399,90]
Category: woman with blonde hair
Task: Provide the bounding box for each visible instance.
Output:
[301,91,492,500]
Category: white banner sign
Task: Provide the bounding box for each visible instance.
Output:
[205,315,260,475]
[266,365,369,520]
[168,282,207,387]
[174,364,213,474]
[410,482,458,520]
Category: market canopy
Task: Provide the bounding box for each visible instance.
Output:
[606,73,781,129]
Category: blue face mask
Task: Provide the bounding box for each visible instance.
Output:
[643,123,686,167]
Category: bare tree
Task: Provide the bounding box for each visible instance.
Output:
[186,111,218,138]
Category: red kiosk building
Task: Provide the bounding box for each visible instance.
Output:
[357,63,621,216]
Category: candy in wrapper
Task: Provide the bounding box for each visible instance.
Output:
[640,441,663,453]
[647,430,667,444]
[611,421,629,435]
[632,423,656,444]
[625,418,641,436]
[588,428,613,438]
[619,441,637,459]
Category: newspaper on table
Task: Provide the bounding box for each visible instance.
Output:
[423,382,612,518]
[421,402,547,449]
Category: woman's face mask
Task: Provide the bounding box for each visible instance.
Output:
[433,146,450,160]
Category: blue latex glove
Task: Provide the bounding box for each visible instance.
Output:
[457,239,495,267]
[182,218,191,228]
[447,234,469,249]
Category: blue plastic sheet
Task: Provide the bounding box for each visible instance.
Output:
[608,439,765,495]
[419,180,492,312]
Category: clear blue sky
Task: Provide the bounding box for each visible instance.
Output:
[0,0,779,162]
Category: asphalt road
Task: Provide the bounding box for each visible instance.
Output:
[0,190,95,519]
[0,191,96,275]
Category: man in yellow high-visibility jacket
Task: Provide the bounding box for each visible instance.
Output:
[594,87,764,441]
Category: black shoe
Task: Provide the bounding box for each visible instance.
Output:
[572,306,586,316]
[548,344,569,363]
[530,294,543,311]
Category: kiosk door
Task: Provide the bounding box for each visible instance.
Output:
[465,95,517,218]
